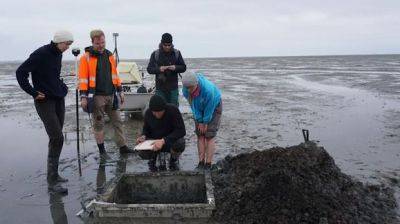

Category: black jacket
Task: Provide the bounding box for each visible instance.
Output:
[147,45,186,91]
[142,104,186,149]
[16,42,67,99]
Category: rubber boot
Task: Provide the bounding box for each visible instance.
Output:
[196,161,205,171]
[204,162,212,170]
[119,145,135,154]
[100,152,112,161]
[97,143,111,161]
[169,153,179,171]
[47,158,68,195]
[158,152,167,171]
[148,153,158,172]
[53,160,68,183]
[56,175,68,183]
[51,141,68,183]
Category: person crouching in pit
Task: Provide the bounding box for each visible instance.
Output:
[182,72,222,170]
[136,95,186,171]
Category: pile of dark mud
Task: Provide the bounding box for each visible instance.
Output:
[211,142,398,224]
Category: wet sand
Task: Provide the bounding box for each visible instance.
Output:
[0,55,399,223]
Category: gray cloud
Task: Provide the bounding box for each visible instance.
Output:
[1,0,399,61]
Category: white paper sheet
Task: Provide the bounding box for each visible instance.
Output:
[134,140,156,150]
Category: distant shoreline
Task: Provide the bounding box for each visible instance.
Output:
[2,53,399,63]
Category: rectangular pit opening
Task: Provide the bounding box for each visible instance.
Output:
[108,173,207,204]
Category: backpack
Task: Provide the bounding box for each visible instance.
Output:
[154,49,182,78]
[154,49,181,65]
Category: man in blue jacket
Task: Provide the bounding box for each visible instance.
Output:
[182,72,222,170]
[16,30,74,194]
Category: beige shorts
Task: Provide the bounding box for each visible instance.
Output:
[92,95,126,147]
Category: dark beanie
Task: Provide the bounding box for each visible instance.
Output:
[161,33,173,43]
[149,95,166,111]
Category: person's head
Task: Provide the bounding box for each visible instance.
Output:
[90,29,106,52]
[149,95,166,119]
[182,72,199,94]
[53,30,74,53]
[161,33,173,53]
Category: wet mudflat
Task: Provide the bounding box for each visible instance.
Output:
[0,55,399,223]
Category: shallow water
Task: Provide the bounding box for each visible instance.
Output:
[0,55,399,223]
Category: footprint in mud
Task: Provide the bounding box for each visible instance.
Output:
[60,164,74,172]
[59,157,80,167]
[82,152,96,160]
[19,193,34,200]
[382,174,400,186]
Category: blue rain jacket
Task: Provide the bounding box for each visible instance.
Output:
[182,73,221,124]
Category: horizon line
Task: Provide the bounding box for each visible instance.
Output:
[1,53,399,63]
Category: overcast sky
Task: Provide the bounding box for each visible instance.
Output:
[1,0,399,61]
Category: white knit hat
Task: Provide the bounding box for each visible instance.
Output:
[182,72,198,87]
[53,30,74,43]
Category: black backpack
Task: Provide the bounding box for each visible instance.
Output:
[154,49,182,78]
[154,49,181,65]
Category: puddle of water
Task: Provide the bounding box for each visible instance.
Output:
[289,75,400,181]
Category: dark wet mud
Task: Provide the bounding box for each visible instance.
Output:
[211,142,398,224]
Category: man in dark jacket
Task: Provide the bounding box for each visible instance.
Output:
[136,95,186,171]
[147,33,186,106]
[16,30,74,194]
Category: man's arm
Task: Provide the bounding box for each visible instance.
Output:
[78,55,89,97]
[146,52,161,74]
[111,55,122,92]
[141,110,152,137]
[164,108,186,148]
[174,51,186,73]
[16,52,41,98]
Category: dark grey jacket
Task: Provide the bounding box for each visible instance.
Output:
[147,45,186,91]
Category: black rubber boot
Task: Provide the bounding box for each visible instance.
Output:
[48,182,68,195]
[100,152,112,161]
[47,158,68,195]
[169,154,180,171]
[196,161,205,171]
[53,159,68,183]
[158,152,167,171]
[56,175,68,183]
[147,152,157,172]
[119,145,135,154]
[148,159,158,172]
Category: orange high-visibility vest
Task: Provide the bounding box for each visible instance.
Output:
[78,52,121,95]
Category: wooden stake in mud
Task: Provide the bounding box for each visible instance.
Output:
[302,129,310,142]
[72,48,82,176]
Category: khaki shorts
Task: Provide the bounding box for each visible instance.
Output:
[195,101,222,138]
[92,95,126,147]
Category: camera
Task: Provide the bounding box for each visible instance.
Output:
[72,48,80,56]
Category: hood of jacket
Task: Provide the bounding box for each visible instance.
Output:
[84,46,112,57]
